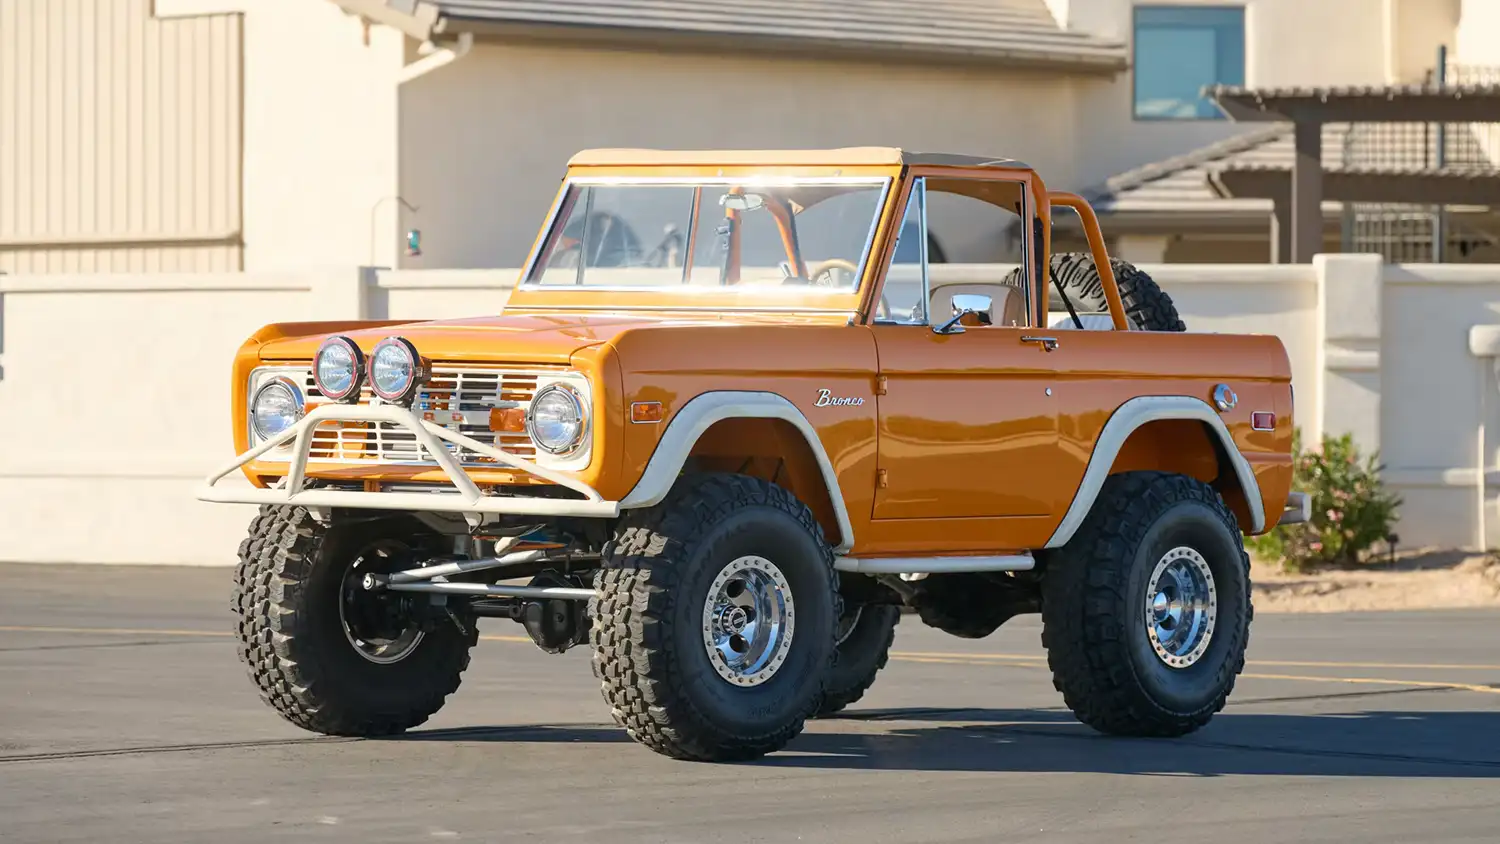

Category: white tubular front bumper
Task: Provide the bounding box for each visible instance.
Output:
[196,403,620,518]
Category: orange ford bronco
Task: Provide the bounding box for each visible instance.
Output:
[202,148,1309,762]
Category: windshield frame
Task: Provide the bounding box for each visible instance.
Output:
[506,168,899,316]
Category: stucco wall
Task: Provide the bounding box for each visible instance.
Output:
[1246,0,1391,88]
[1456,0,1500,66]
[1388,0,1462,84]
[1070,0,1400,188]
[393,0,1406,260]
[1455,0,1500,167]
[236,0,405,272]
[396,41,1084,270]
[4,257,1500,564]
[0,267,504,565]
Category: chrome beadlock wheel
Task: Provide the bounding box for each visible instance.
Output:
[1144,546,1217,669]
[701,555,796,687]
[834,605,864,647]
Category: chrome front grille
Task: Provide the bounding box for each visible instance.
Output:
[297,367,544,465]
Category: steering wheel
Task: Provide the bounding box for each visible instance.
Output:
[802,257,890,320]
[806,258,860,287]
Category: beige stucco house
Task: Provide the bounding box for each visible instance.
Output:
[0,0,1493,274]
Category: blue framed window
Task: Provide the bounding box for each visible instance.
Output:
[1132,5,1245,120]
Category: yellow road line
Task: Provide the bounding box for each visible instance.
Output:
[892,650,1045,662]
[1239,672,1500,696]
[5,624,1498,695]
[0,624,536,645]
[0,625,232,638]
[1245,658,1500,672]
[888,654,1500,695]
[891,649,1500,672]
[890,655,985,666]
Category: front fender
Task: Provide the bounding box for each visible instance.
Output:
[617,390,856,555]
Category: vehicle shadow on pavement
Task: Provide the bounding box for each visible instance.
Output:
[759,707,1500,777]
[390,724,635,745]
[379,706,1500,778]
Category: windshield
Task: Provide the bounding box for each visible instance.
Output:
[523,178,890,292]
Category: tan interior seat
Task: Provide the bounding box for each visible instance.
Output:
[929,282,1028,327]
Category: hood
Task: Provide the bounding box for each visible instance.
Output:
[254,312,726,365]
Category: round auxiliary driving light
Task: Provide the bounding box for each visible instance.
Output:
[251,377,305,440]
[369,336,428,405]
[314,335,365,403]
[526,384,587,455]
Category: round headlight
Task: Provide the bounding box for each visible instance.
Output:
[369,336,427,404]
[526,384,586,455]
[251,377,304,440]
[314,336,364,402]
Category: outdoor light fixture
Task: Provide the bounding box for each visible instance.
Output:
[369,336,429,405]
[314,335,365,403]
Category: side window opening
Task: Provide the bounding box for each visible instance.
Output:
[921,179,1032,328]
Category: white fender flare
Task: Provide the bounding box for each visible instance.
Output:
[1043,395,1266,548]
[618,391,856,554]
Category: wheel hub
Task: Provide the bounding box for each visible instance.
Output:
[340,540,427,665]
[1143,546,1217,669]
[1150,590,1173,619]
[717,604,752,636]
[701,555,795,687]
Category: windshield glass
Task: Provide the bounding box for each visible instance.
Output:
[524,178,890,292]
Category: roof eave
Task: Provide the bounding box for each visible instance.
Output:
[1212,166,1500,205]
[1205,84,1500,123]
[329,0,440,41]
[430,15,1129,74]
[1061,208,1286,234]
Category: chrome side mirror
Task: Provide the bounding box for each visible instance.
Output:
[933,293,992,335]
[951,293,992,322]
[934,310,970,335]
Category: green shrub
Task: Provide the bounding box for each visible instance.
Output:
[1245,429,1402,572]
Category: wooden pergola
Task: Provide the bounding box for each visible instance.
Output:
[1202,84,1500,262]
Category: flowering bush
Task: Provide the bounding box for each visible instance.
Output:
[1245,429,1402,572]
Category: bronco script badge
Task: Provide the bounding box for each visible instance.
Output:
[815,388,865,407]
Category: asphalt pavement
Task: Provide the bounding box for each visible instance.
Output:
[3,562,1500,843]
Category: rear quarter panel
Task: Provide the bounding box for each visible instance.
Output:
[1046,328,1295,534]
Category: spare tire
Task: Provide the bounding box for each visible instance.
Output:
[1003,252,1186,332]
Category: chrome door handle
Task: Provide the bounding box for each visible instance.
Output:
[1021,336,1059,351]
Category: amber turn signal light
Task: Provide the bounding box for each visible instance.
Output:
[630,401,663,424]
[489,407,527,433]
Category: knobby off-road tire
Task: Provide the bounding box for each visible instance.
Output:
[590,473,840,761]
[814,603,900,717]
[1004,252,1186,332]
[1040,471,1252,737]
[232,506,478,736]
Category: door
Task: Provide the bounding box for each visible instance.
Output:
[871,325,1062,519]
[868,176,1073,531]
